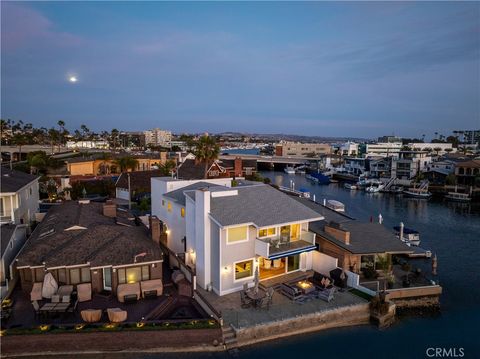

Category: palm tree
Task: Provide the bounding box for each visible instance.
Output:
[194,135,220,178]
[433,147,442,156]
[57,120,66,150]
[110,128,119,151]
[98,152,112,175]
[11,133,27,161]
[48,128,59,154]
[114,156,139,173]
[444,148,453,155]
[159,159,176,176]
[80,124,90,140]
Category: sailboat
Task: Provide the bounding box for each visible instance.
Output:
[403,180,432,199]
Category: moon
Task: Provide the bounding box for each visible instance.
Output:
[69,76,78,83]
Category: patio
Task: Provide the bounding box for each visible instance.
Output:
[2,283,207,329]
[197,280,366,329]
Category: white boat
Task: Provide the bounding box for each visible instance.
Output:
[393,225,421,246]
[365,184,385,193]
[295,169,306,174]
[326,200,345,212]
[403,188,432,198]
[344,183,357,190]
[284,166,296,174]
[444,192,471,202]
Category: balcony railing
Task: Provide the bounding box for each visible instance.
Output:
[255,231,316,259]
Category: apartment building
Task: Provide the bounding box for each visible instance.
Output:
[275,141,331,157]
[365,142,402,158]
[144,128,172,148]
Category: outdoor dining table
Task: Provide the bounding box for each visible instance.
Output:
[51,303,70,312]
[246,290,266,308]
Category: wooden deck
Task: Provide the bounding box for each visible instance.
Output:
[259,270,314,290]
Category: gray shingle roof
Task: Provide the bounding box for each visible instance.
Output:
[208,184,324,227]
[1,168,38,193]
[163,182,223,206]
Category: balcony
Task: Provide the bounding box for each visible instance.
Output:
[255,231,317,260]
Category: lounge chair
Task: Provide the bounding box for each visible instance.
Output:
[61,295,70,303]
[280,283,304,301]
[107,308,127,323]
[310,272,335,289]
[57,285,74,297]
[316,287,336,303]
[77,283,92,302]
[51,294,60,303]
[30,282,43,301]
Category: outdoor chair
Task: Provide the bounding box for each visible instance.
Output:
[57,285,74,297]
[61,295,70,303]
[280,283,303,301]
[240,291,252,308]
[77,283,92,302]
[51,295,60,303]
[316,287,336,303]
[30,282,43,301]
[311,272,335,289]
[31,300,40,317]
[107,307,127,323]
[81,309,102,323]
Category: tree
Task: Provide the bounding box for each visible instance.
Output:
[194,135,220,178]
[114,156,139,172]
[80,124,90,140]
[27,151,49,174]
[98,152,112,175]
[159,159,176,176]
[57,120,66,149]
[433,147,442,156]
[446,136,459,148]
[445,174,456,186]
[444,148,453,154]
[11,133,27,161]
[48,128,60,154]
[110,128,119,150]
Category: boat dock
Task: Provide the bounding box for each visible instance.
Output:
[407,246,432,258]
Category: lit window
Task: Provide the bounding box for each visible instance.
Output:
[235,260,254,280]
[227,226,248,243]
[167,202,172,212]
[181,207,185,217]
[258,227,276,238]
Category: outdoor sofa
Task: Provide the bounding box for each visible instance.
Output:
[117,282,141,303]
[140,279,163,298]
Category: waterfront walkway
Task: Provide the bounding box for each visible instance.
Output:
[197,286,366,329]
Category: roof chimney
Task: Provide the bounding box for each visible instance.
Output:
[324,223,350,245]
[150,215,161,244]
[234,157,243,177]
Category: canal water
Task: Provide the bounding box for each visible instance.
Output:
[155,171,480,359]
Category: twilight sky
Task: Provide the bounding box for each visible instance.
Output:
[1,1,479,139]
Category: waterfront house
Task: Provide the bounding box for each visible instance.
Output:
[176,159,228,180]
[15,200,163,296]
[1,224,28,298]
[391,151,432,180]
[66,152,167,176]
[293,198,412,274]
[1,168,39,225]
[152,179,324,296]
[454,160,480,186]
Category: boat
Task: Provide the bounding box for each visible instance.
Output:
[403,180,432,198]
[444,192,471,202]
[298,188,311,199]
[403,188,432,198]
[284,166,295,174]
[295,169,306,174]
[389,185,404,194]
[344,183,357,190]
[306,172,331,185]
[365,183,385,193]
[326,200,345,212]
[393,225,421,246]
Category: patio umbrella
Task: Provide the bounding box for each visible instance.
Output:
[253,265,259,295]
[42,272,58,299]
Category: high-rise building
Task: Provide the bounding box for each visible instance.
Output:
[144,128,172,148]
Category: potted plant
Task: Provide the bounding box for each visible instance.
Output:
[386,273,395,289]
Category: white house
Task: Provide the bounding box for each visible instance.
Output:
[408,143,456,155]
[365,142,402,158]
[152,179,325,296]
[1,169,39,225]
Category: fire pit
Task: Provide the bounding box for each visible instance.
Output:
[296,280,315,294]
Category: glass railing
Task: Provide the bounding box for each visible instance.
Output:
[255,231,316,257]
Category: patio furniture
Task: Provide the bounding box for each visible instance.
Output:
[295,280,315,294]
[30,282,43,301]
[67,299,79,314]
[31,300,40,317]
[263,259,272,269]
[310,272,335,289]
[246,289,267,308]
[260,288,274,309]
[273,259,282,268]
[140,279,163,298]
[51,294,60,303]
[329,268,348,289]
[240,291,252,308]
[107,307,127,323]
[52,302,70,313]
[77,283,92,302]
[280,283,304,301]
[316,287,335,303]
[61,295,71,303]
[144,290,157,299]
[81,309,102,323]
[124,294,138,304]
[57,285,74,297]
[42,273,58,299]
[117,282,140,303]
[171,270,185,284]
[39,302,58,317]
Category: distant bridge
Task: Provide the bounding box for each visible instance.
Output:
[219,154,321,165]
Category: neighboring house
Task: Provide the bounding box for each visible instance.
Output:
[339,142,358,156]
[115,169,163,202]
[295,198,412,274]
[15,201,163,295]
[275,141,331,157]
[66,152,167,176]
[391,151,432,180]
[342,157,366,176]
[0,168,39,225]
[409,143,456,155]
[454,160,480,186]
[176,159,229,180]
[369,157,392,179]
[365,142,402,158]
[152,179,325,296]
[218,158,257,178]
[1,224,28,298]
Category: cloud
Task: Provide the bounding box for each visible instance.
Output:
[1,2,84,52]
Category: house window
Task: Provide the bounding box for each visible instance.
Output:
[69,267,90,284]
[70,269,80,284]
[117,265,150,284]
[227,226,248,244]
[234,260,254,280]
[181,207,185,217]
[58,268,67,284]
[258,227,276,238]
[167,202,172,212]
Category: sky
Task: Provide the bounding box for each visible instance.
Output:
[1,1,479,139]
